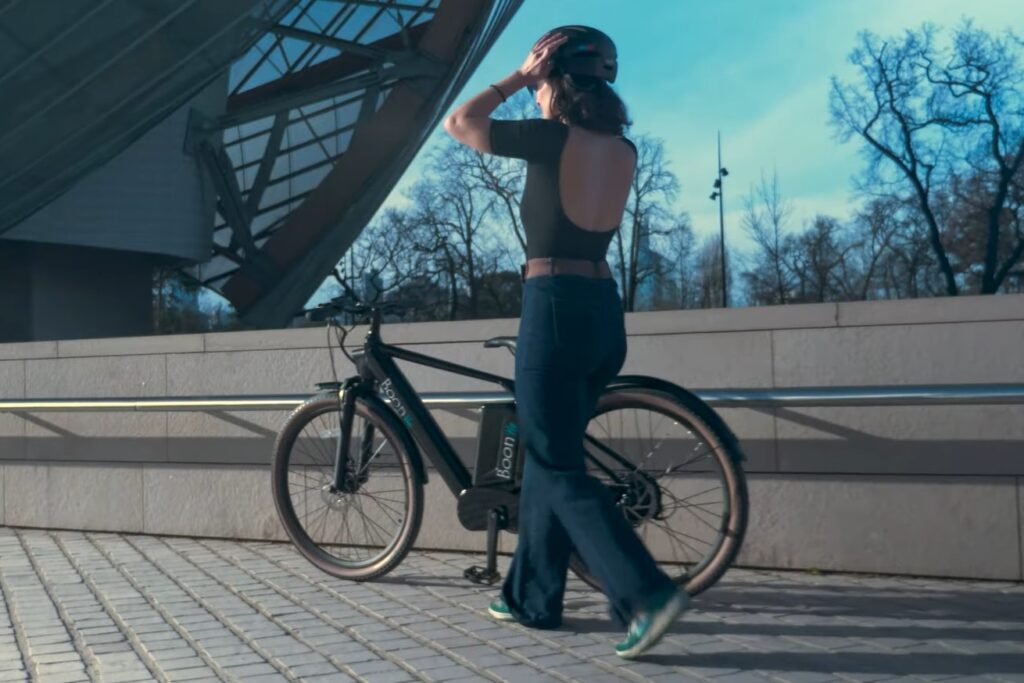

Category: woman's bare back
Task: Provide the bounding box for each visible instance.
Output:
[559,126,637,233]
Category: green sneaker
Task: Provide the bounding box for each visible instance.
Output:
[487,598,516,622]
[615,588,690,659]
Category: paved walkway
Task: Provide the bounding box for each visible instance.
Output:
[0,529,1021,683]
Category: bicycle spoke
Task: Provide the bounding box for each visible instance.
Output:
[571,390,746,594]
[348,495,378,548]
[363,493,405,519]
[353,493,396,546]
[648,519,711,557]
[308,415,336,467]
[661,499,724,531]
[661,485,724,510]
[355,439,389,476]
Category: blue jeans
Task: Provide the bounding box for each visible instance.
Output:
[502,274,675,629]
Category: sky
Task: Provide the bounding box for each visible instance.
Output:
[383,0,1021,250]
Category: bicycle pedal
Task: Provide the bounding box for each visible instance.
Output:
[464,566,501,585]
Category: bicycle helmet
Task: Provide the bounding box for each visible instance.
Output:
[534,25,618,84]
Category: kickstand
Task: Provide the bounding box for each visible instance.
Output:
[464,507,506,585]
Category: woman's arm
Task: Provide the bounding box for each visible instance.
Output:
[444,32,567,152]
[442,71,532,152]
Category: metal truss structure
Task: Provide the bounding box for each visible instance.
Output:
[191,0,522,326]
[1,0,521,329]
[0,0,296,238]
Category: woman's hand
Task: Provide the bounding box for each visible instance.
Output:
[517,32,569,83]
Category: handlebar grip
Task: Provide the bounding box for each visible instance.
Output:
[305,306,333,322]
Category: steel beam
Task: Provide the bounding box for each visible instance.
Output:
[244,112,288,217]
[320,0,438,12]
[269,23,405,63]
[211,62,433,129]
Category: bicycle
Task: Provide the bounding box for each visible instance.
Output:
[271,294,748,597]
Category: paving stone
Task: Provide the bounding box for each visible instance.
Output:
[164,666,219,682]
[361,671,418,683]
[348,658,404,675]
[421,664,477,681]
[223,662,281,677]
[4,530,1023,683]
[98,670,156,683]
[287,661,342,677]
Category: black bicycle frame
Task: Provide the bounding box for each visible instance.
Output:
[351,321,516,496]
[330,310,633,496]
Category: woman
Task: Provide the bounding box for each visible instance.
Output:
[443,26,687,659]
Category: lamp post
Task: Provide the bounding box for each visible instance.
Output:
[708,131,729,308]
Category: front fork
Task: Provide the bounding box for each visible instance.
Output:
[326,377,374,494]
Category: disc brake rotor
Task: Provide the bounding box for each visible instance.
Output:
[615,471,662,524]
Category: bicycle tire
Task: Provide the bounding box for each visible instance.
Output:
[568,384,749,597]
[271,392,424,581]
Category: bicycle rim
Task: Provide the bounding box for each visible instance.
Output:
[273,396,421,578]
[577,387,747,594]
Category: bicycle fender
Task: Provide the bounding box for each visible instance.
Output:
[606,375,745,462]
[336,391,429,485]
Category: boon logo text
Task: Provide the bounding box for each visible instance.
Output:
[495,420,519,480]
[380,379,413,428]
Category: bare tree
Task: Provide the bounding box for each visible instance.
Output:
[328,206,443,321]
[786,215,857,303]
[830,22,1024,295]
[838,197,902,300]
[153,266,208,333]
[407,140,499,319]
[694,234,727,308]
[652,214,698,309]
[453,94,534,260]
[614,134,680,311]
[742,171,794,305]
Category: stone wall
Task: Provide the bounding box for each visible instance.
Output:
[1,294,1022,580]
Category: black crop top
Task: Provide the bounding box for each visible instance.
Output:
[489,118,636,261]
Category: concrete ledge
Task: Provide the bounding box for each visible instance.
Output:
[57,333,204,358]
[4,462,1021,581]
[1019,477,1024,578]
[774,405,1024,476]
[0,341,57,361]
[837,293,1024,327]
[50,464,143,532]
[625,330,774,388]
[4,463,47,527]
[0,361,24,399]
[772,321,1024,386]
[202,326,328,353]
[2,294,1022,358]
[3,295,1024,581]
[25,354,167,397]
[202,318,522,353]
[739,474,1022,581]
[142,465,283,540]
[627,302,838,335]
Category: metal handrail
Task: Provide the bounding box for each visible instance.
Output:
[1,384,1022,412]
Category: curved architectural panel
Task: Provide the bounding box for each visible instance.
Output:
[196,0,523,327]
[0,0,297,238]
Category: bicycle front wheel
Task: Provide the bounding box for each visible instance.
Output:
[569,384,749,596]
[271,393,423,581]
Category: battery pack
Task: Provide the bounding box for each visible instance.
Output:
[473,403,524,488]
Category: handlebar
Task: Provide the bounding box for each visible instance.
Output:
[304,295,407,323]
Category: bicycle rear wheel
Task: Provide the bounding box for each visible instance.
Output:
[271,393,423,581]
[569,384,748,596]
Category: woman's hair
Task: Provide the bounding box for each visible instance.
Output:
[546,72,631,136]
